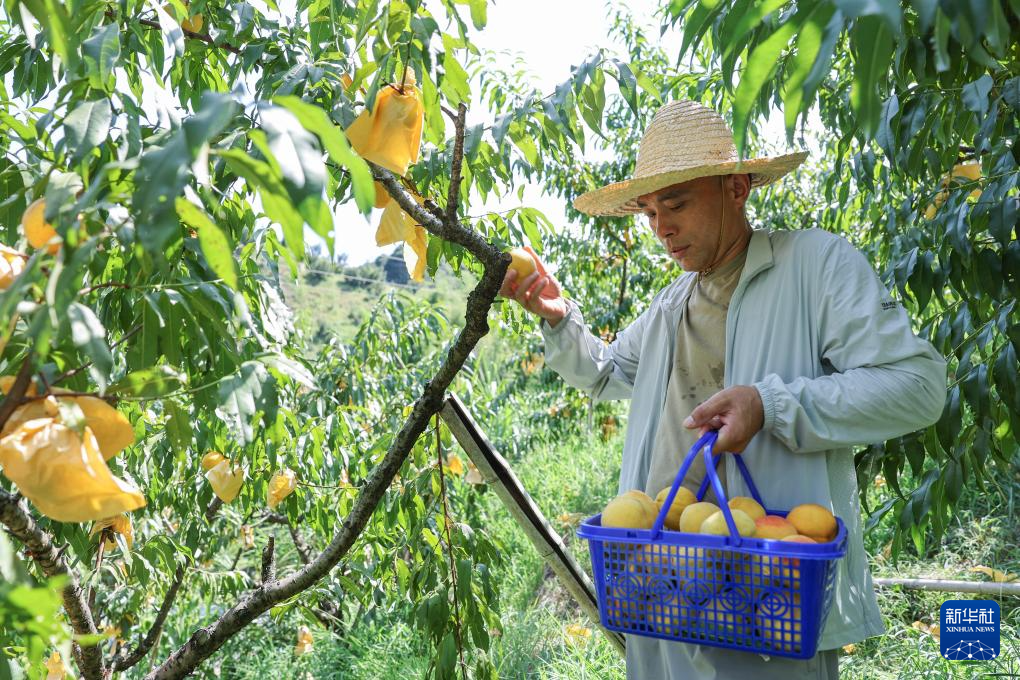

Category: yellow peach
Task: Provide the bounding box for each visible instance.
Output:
[700,509,756,537]
[728,496,765,521]
[754,515,799,540]
[602,495,657,530]
[677,501,719,534]
[655,486,696,530]
[786,504,837,542]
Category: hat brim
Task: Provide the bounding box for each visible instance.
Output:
[572,151,809,217]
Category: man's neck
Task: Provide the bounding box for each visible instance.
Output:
[700,222,752,278]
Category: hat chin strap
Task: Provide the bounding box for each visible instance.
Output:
[698,175,727,280]
[699,174,750,281]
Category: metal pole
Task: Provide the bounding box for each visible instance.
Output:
[873,577,1020,597]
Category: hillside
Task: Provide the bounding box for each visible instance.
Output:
[278,246,479,348]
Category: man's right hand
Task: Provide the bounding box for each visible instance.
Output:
[497,246,568,327]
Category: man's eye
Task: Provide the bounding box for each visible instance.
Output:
[668,203,684,211]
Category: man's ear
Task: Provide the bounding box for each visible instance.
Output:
[730,173,752,210]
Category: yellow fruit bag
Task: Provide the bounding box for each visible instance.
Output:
[90,513,134,550]
[0,418,146,522]
[0,245,27,289]
[345,69,424,176]
[267,468,297,509]
[1,394,135,461]
[205,459,245,503]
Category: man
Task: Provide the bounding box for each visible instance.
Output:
[498,100,947,679]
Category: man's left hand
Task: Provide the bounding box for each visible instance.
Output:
[683,385,765,453]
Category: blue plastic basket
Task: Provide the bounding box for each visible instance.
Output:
[577,430,848,659]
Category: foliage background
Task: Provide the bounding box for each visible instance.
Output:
[0,0,1016,677]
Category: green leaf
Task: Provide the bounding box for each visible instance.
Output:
[182,92,239,157]
[217,149,305,263]
[258,105,326,216]
[19,0,74,67]
[722,0,791,63]
[67,303,113,392]
[468,0,486,29]
[440,35,471,107]
[165,400,192,454]
[0,158,27,236]
[611,59,638,115]
[273,95,375,214]
[134,133,190,253]
[936,386,961,454]
[42,171,83,224]
[81,22,120,89]
[781,3,837,143]
[678,0,723,63]
[258,353,316,389]
[961,74,993,117]
[874,92,899,161]
[109,366,187,398]
[993,342,1018,412]
[175,198,240,290]
[849,16,893,141]
[832,0,901,30]
[1002,76,1020,112]
[216,360,278,445]
[733,14,802,157]
[63,99,112,164]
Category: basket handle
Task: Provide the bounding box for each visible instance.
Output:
[649,430,766,543]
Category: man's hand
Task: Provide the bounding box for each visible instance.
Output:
[683,385,765,453]
[498,246,567,325]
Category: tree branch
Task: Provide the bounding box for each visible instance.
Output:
[205,497,223,522]
[111,564,187,672]
[145,165,509,680]
[104,10,245,56]
[0,355,34,430]
[0,491,105,679]
[447,103,467,225]
[260,536,276,584]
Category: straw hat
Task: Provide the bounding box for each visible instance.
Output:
[573,100,809,216]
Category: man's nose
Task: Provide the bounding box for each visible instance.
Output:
[653,210,678,239]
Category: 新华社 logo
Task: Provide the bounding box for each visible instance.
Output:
[940,600,1000,661]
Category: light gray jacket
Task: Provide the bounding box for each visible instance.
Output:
[540,227,947,649]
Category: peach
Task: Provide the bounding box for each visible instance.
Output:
[655,486,696,530]
[602,496,657,529]
[786,503,837,542]
[700,509,756,537]
[753,515,798,540]
[728,496,765,521]
[677,501,720,533]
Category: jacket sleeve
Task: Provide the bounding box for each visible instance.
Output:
[753,236,948,453]
[539,297,648,402]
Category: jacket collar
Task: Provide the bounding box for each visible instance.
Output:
[661,228,774,312]
[735,227,775,296]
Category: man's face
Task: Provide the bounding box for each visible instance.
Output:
[636,174,750,272]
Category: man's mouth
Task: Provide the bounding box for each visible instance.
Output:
[671,246,688,257]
